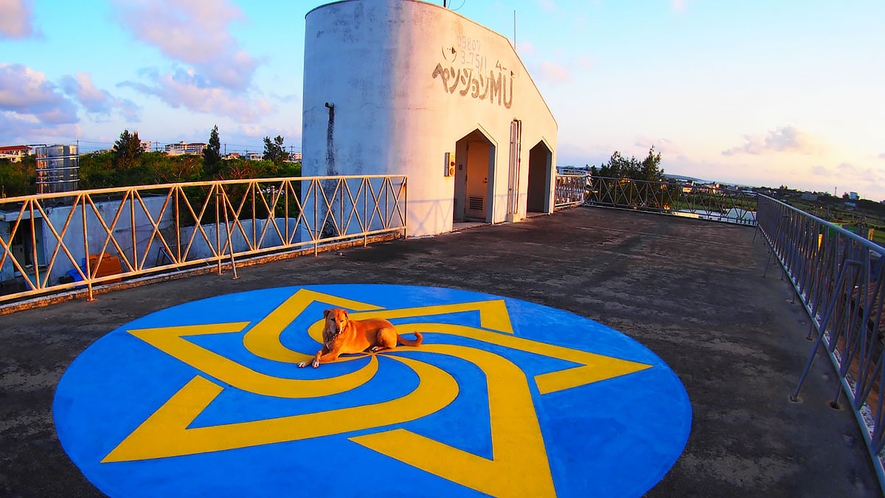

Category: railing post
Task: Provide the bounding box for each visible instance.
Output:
[791,259,861,402]
[175,186,181,263]
[222,191,239,280]
[81,195,94,302]
[130,189,138,272]
[28,202,40,292]
[314,179,319,257]
[364,178,369,247]
[763,214,790,278]
[215,185,223,276]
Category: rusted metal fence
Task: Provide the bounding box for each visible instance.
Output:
[757,194,885,492]
[586,176,758,225]
[0,175,407,305]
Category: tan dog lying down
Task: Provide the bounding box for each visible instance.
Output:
[298,308,423,368]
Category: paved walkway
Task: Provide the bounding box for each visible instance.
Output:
[1,207,881,497]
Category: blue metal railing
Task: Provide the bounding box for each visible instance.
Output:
[757,194,885,494]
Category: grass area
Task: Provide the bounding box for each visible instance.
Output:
[786,195,885,247]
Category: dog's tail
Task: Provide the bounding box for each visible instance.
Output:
[396,331,423,347]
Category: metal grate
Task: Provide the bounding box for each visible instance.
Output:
[469,196,483,211]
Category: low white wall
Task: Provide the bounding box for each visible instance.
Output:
[0,198,302,287]
[0,197,175,284]
[177,218,302,261]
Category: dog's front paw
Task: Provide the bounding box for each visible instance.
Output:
[312,359,320,368]
[298,361,309,368]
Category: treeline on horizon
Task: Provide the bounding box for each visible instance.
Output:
[580,148,885,208]
[0,127,300,197]
[589,147,665,182]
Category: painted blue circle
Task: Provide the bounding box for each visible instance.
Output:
[54,284,691,497]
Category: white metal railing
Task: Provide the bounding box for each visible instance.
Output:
[555,174,759,225]
[554,174,587,208]
[587,175,758,225]
[0,175,407,304]
[757,195,885,494]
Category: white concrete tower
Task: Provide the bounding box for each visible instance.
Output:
[303,0,557,237]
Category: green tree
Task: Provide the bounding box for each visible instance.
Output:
[263,135,286,166]
[82,144,154,188]
[78,151,116,189]
[203,125,222,177]
[597,151,631,178]
[0,156,35,197]
[639,146,664,181]
[272,159,301,178]
[596,147,664,181]
[217,157,261,180]
[113,129,143,171]
[148,152,203,184]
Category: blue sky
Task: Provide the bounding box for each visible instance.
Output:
[2,0,884,200]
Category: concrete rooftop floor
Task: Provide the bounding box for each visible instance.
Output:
[1,206,882,497]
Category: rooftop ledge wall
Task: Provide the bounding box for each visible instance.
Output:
[302,0,558,237]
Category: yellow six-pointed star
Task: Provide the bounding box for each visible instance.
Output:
[103,288,652,497]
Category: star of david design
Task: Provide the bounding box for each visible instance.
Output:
[102,288,652,497]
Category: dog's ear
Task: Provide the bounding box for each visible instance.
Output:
[324,309,331,318]
[343,310,348,319]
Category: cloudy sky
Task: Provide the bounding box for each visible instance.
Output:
[2,0,884,199]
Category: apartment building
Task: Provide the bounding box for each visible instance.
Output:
[0,145,33,162]
[164,142,206,156]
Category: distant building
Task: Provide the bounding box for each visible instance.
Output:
[245,152,262,161]
[165,142,206,156]
[849,192,858,201]
[801,193,819,201]
[557,166,588,176]
[290,152,302,161]
[682,182,721,195]
[140,141,153,153]
[0,145,33,162]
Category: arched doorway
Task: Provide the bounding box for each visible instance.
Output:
[527,141,553,214]
[454,129,496,222]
